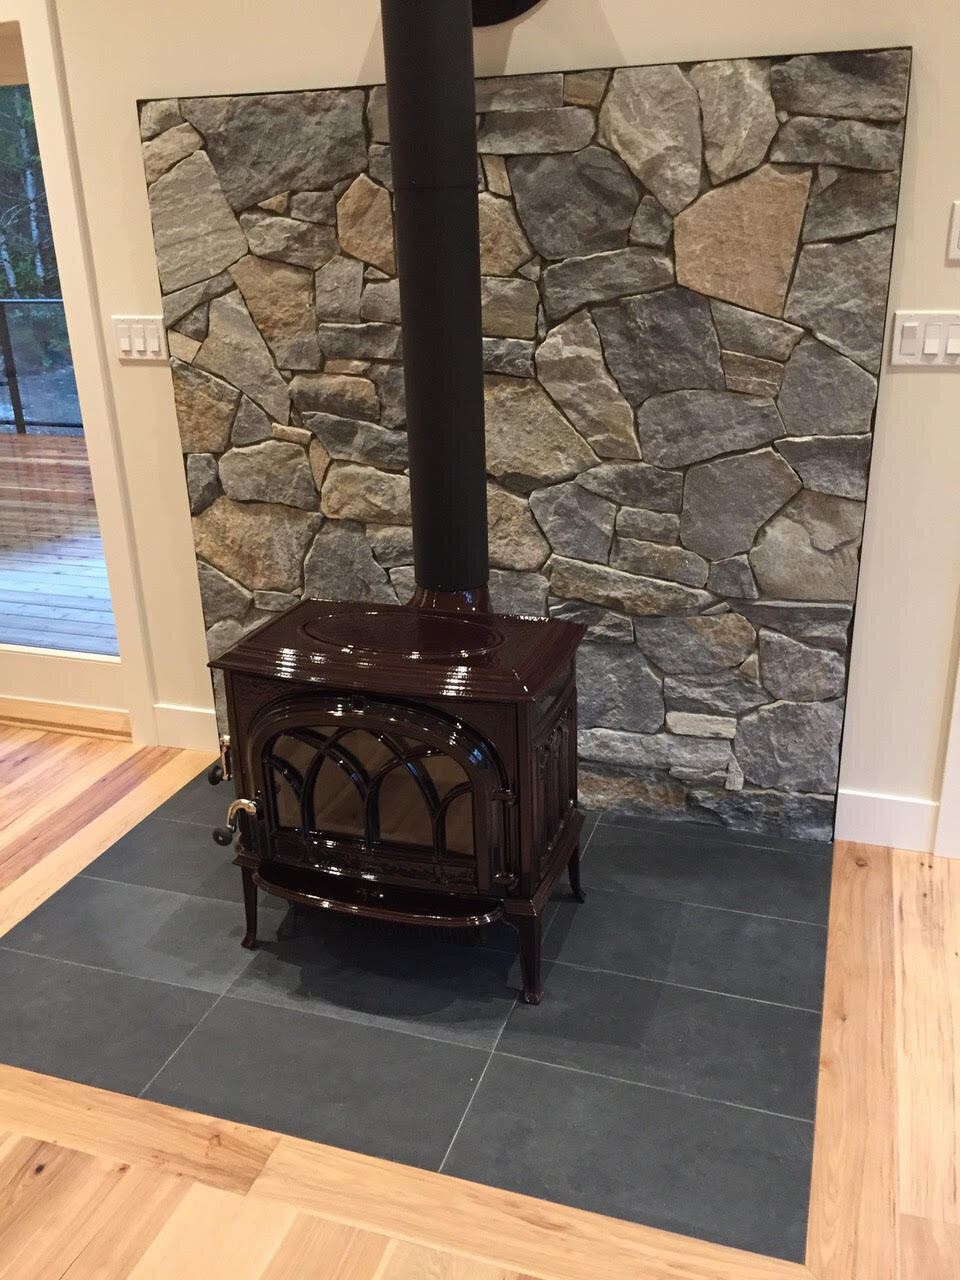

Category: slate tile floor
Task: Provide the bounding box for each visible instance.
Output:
[0,771,832,1262]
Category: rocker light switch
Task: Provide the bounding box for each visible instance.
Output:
[891,311,960,366]
[113,315,168,362]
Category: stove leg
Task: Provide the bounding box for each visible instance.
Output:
[568,844,586,904]
[511,913,543,1005]
[241,867,258,949]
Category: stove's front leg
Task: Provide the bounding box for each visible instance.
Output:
[240,866,258,949]
[509,910,543,1005]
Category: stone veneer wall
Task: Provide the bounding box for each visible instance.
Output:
[141,49,909,842]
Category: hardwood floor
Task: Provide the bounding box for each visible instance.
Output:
[0,726,956,1277]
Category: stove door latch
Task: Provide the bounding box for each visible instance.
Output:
[213,795,259,847]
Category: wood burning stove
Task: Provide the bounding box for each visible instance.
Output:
[209,0,584,1003]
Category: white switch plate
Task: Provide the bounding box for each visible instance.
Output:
[949,201,960,263]
[113,315,167,361]
[890,310,960,366]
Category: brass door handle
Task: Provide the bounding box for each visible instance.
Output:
[213,796,258,846]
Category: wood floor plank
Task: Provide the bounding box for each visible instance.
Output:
[380,1241,532,1280]
[259,1215,393,1280]
[898,1213,960,1279]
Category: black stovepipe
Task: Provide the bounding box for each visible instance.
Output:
[379,0,489,605]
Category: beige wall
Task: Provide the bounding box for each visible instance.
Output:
[51,0,960,841]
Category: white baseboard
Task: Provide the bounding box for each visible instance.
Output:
[153,702,219,752]
[835,787,939,854]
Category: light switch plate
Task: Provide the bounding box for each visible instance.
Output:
[113,315,167,361]
[890,310,960,366]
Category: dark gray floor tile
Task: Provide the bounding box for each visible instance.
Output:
[442,1054,812,1262]
[544,889,826,1009]
[144,995,487,1170]
[85,815,242,902]
[0,949,213,1094]
[586,822,832,925]
[593,809,834,859]
[153,771,229,827]
[499,962,820,1118]
[3,875,278,994]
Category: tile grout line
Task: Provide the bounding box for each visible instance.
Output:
[136,989,230,1100]
[437,1007,515,1175]
[591,818,835,863]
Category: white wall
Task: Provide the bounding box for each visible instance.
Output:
[51,0,960,846]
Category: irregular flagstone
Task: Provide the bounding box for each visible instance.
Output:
[367,523,414,568]
[161,270,234,329]
[548,598,634,643]
[482,338,535,378]
[148,152,247,293]
[541,248,673,323]
[577,461,682,513]
[489,569,549,617]
[749,491,864,601]
[478,193,532,275]
[320,462,411,523]
[315,255,364,322]
[675,166,811,316]
[579,728,732,774]
[337,175,395,274]
[482,155,511,198]
[303,519,397,604]
[616,508,679,544]
[722,352,783,398]
[508,147,638,259]
[776,435,872,500]
[529,481,616,564]
[231,396,272,445]
[476,73,564,112]
[272,424,313,446]
[681,448,802,560]
[142,123,202,185]
[484,376,597,486]
[709,301,804,361]
[666,712,737,739]
[535,312,639,459]
[577,643,664,732]
[778,336,878,436]
[288,190,336,223]
[257,194,289,214]
[771,50,911,121]
[317,323,403,361]
[196,559,251,626]
[579,765,686,818]
[168,332,200,363]
[194,292,290,422]
[304,414,408,471]
[593,288,723,405]
[784,231,895,373]
[759,630,846,701]
[186,453,219,515]
[735,700,844,793]
[481,278,539,339]
[636,389,783,467]
[254,590,299,611]
[599,64,702,214]
[239,210,338,270]
[802,171,901,243]
[289,373,379,419]
[771,118,904,171]
[689,59,778,183]
[736,602,852,652]
[229,255,319,369]
[175,305,208,342]
[689,787,835,841]
[192,496,320,592]
[140,99,181,141]
[367,362,406,426]
[360,279,401,323]
[633,613,757,673]
[219,440,318,511]
[487,484,549,571]
[477,107,596,154]
[612,538,709,588]
[309,437,331,489]
[171,359,240,453]
[629,196,673,248]
[549,557,713,616]
[388,566,415,600]
[664,671,769,715]
[563,69,610,108]
[705,554,759,600]
[367,87,390,143]
[180,90,366,209]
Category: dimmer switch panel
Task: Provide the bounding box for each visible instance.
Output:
[113,315,167,361]
[890,311,960,367]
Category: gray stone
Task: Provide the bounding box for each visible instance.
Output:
[317,323,403,361]
[304,414,408,472]
[548,599,634,643]
[666,711,737,739]
[196,559,251,626]
[550,557,713,617]
[535,312,639,460]
[771,117,904,171]
[612,538,709,588]
[477,107,596,155]
[736,602,852,652]
[140,98,181,141]
[690,59,778,183]
[735,699,844,793]
[205,617,252,662]
[529,481,616,563]
[779,337,878,437]
[289,373,379,419]
[388,566,415,600]
[315,255,365,322]
[636,390,783,467]
[705,555,759,600]
[320,462,411,523]
[239,210,338,270]
[368,363,406,426]
[489,569,549,617]
[186,453,219,515]
[219,440,318,511]
[477,193,533,275]
[542,248,674,323]
[616,508,679,544]
[577,643,664,732]
[577,462,682,513]
[482,338,535,377]
[681,448,802,560]
[709,301,804,361]
[771,50,911,121]
[367,87,389,143]
[170,360,240,453]
[634,613,756,673]
[802,171,901,243]
[688,787,834,841]
[149,152,247,292]
[336,175,395,275]
[192,497,319,592]
[229,255,320,369]
[784,233,895,374]
[180,90,366,209]
[507,147,638,259]
[161,270,234,329]
[749,490,864,601]
[175,305,209,342]
[480,278,539,340]
[563,69,610,108]
[194,292,290,422]
[579,728,732,779]
[289,190,336,223]
[367,524,414,568]
[360,279,401,323]
[594,289,723,407]
[629,196,673,248]
[475,73,564,112]
[231,396,272,445]
[722,352,783,398]
[368,144,393,189]
[579,765,686,818]
[488,485,549,571]
[664,672,769,715]
[484,376,597,487]
[759,630,846,701]
[725,757,745,791]
[303,520,397,604]
[253,590,299,612]
[599,65,702,214]
[776,435,872,500]
[142,123,203,185]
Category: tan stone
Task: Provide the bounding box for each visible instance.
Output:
[487,484,549,571]
[484,376,597,487]
[171,361,240,453]
[258,192,288,213]
[229,255,317,367]
[320,462,411,523]
[325,358,369,375]
[167,331,200,363]
[675,165,812,317]
[722,351,784,397]
[142,123,202,185]
[478,193,532,276]
[564,69,611,108]
[482,155,511,197]
[272,423,313,446]
[192,497,320,592]
[336,174,395,274]
[309,437,331,488]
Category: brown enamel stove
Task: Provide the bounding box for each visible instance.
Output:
[212,600,584,1004]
